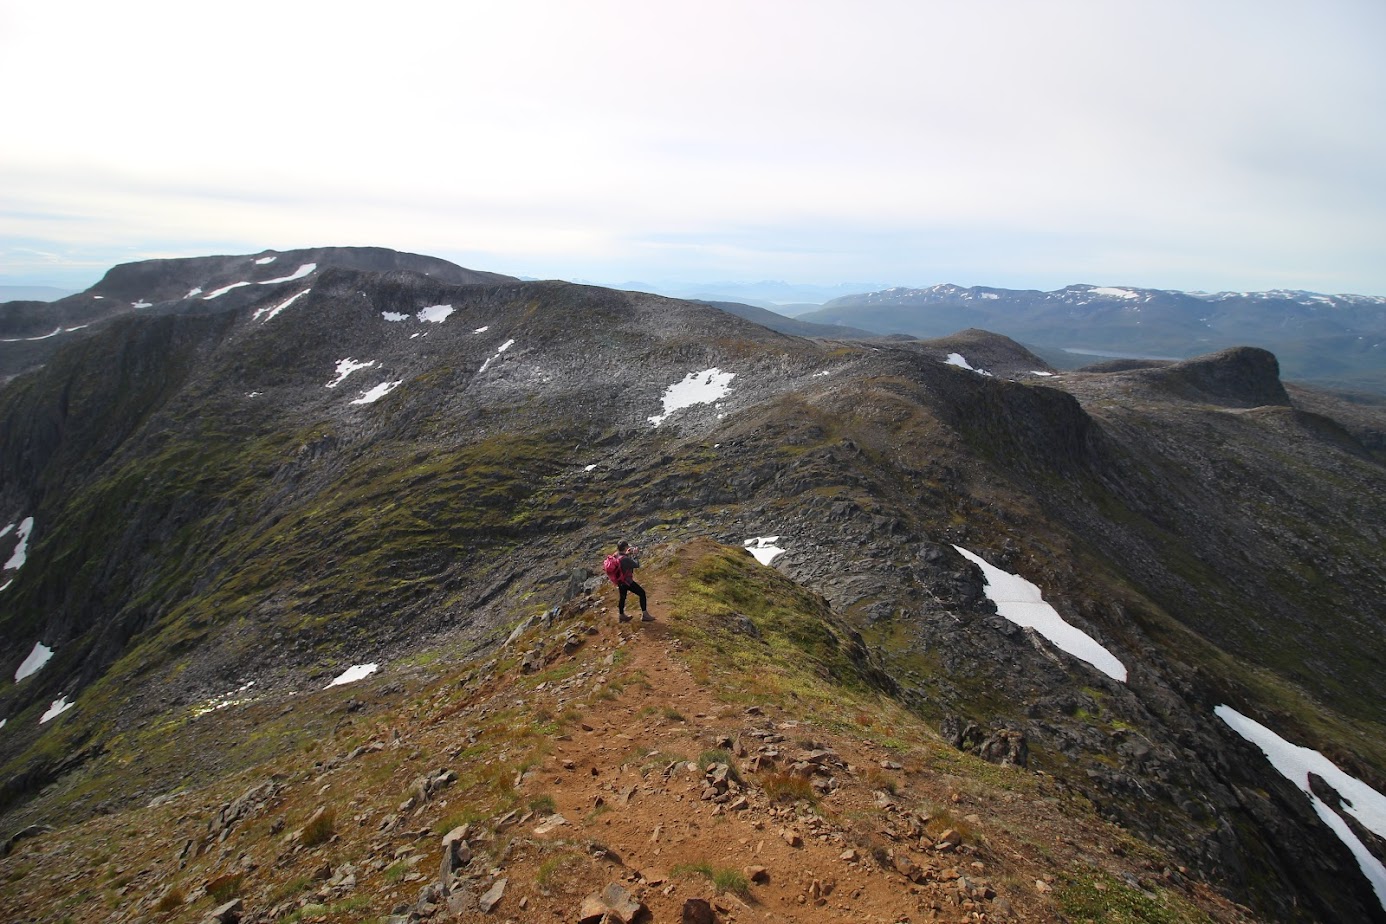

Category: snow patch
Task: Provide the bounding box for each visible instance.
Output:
[39,696,74,723]
[326,359,375,389]
[953,546,1127,682]
[4,517,34,570]
[191,681,256,718]
[203,280,253,300]
[253,288,310,322]
[1090,286,1140,299]
[255,255,277,264]
[185,287,203,298]
[259,263,316,285]
[945,353,993,377]
[0,718,5,731]
[1029,370,1056,377]
[382,311,409,322]
[327,663,378,688]
[744,536,785,565]
[132,300,152,309]
[1217,705,1386,909]
[585,464,598,472]
[15,642,54,682]
[478,339,516,373]
[1,327,62,343]
[418,304,454,323]
[351,381,402,405]
[474,326,489,333]
[650,368,736,426]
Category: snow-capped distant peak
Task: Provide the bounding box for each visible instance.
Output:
[1087,286,1140,300]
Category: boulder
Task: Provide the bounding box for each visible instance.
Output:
[478,877,507,913]
[578,882,645,924]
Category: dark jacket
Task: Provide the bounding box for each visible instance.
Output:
[617,552,640,585]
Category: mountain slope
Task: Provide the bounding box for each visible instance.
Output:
[1,253,1385,921]
[0,246,516,384]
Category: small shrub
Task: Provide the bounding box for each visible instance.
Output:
[761,771,817,805]
[206,872,244,903]
[301,808,336,847]
[713,868,751,896]
[865,768,899,795]
[529,794,557,815]
[154,886,185,913]
[672,862,751,897]
[662,707,686,722]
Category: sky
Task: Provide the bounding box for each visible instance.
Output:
[2,0,1384,296]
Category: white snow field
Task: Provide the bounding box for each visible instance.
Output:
[253,289,311,323]
[255,255,277,264]
[327,663,378,688]
[351,381,402,405]
[382,311,409,322]
[204,263,317,300]
[744,536,785,565]
[259,263,316,285]
[945,353,993,377]
[4,517,34,570]
[953,546,1127,682]
[39,696,74,723]
[203,280,253,300]
[326,358,375,388]
[417,304,454,323]
[649,368,736,426]
[15,642,53,682]
[1217,705,1386,909]
[478,339,516,373]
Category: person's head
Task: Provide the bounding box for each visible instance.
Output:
[617,540,629,553]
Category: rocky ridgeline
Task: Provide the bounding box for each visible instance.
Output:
[0,589,1245,924]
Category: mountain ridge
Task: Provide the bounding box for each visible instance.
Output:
[1,249,1385,921]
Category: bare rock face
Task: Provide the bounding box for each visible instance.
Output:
[1150,346,1290,407]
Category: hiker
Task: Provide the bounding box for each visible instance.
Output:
[603,540,651,622]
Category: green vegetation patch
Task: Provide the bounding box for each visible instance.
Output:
[1056,870,1213,924]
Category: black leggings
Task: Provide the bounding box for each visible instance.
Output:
[618,580,647,613]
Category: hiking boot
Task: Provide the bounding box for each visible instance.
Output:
[618,612,631,623]
[641,612,654,622]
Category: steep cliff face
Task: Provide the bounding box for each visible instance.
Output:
[1,254,1384,921]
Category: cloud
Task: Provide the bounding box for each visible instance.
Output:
[2,1,1384,293]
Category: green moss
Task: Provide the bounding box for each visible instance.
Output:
[1056,870,1212,924]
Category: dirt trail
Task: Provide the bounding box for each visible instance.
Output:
[491,574,1027,923]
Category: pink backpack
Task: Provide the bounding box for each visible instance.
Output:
[602,554,624,586]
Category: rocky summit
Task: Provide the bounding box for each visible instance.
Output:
[1,248,1385,923]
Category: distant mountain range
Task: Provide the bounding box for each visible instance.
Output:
[799,283,1386,395]
[0,286,75,303]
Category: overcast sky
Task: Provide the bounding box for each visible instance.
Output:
[2,0,1384,295]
